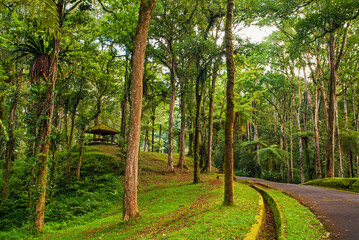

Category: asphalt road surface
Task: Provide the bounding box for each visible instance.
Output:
[237,177,359,240]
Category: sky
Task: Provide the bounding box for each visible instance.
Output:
[238,25,277,43]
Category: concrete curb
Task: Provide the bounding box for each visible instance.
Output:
[244,191,265,240]
[251,185,287,240]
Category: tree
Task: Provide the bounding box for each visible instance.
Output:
[123,0,156,221]
[223,0,235,205]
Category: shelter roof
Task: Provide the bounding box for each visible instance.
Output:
[86,123,120,135]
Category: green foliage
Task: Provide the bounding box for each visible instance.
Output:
[0,148,124,234]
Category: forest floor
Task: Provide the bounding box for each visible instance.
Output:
[237,177,359,240]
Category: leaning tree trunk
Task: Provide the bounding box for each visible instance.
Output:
[123,0,156,221]
[33,37,60,232]
[2,68,22,200]
[223,0,235,206]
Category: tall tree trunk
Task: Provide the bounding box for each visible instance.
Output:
[178,85,186,168]
[123,0,156,221]
[2,68,22,200]
[205,62,219,173]
[326,27,348,177]
[325,32,337,177]
[223,0,235,205]
[291,74,305,183]
[193,67,203,183]
[33,36,60,231]
[335,103,344,177]
[200,89,207,169]
[166,63,176,173]
[343,89,353,178]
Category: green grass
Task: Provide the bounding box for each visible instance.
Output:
[303,178,359,193]
[0,145,330,239]
[265,188,329,240]
[2,148,258,240]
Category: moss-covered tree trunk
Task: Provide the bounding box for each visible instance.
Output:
[223,0,235,205]
[34,36,60,232]
[123,0,156,221]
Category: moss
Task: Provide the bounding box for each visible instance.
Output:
[303,178,359,193]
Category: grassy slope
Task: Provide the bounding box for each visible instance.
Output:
[265,189,329,240]
[36,146,260,240]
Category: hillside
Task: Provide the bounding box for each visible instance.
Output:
[34,145,260,239]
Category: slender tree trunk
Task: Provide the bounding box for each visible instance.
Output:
[187,111,194,156]
[2,68,22,200]
[33,36,60,231]
[193,68,203,183]
[283,115,290,183]
[289,114,294,182]
[123,0,156,221]
[178,86,186,168]
[66,102,79,175]
[144,126,148,152]
[151,112,155,152]
[291,73,305,183]
[343,89,353,178]
[64,100,69,149]
[158,124,162,153]
[121,53,131,143]
[76,128,85,181]
[223,0,235,205]
[335,103,344,177]
[205,62,219,173]
[200,89,207,169]
[166,70,176,172]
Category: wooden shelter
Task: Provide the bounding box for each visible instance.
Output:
[86,123,120,145]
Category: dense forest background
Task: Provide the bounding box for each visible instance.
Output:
[1,0,359,233]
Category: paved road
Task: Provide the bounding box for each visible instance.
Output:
[237,177,359,240]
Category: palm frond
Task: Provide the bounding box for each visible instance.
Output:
[25,0,60,39]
